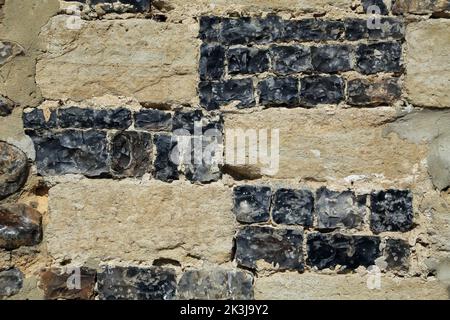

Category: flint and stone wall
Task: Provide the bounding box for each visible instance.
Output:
[1,0,450,300]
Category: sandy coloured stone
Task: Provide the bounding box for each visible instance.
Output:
[46,180,236,265]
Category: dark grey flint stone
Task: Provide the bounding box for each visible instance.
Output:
[110,131,152,178]
[27,129,109,177]
[172,110,223,135]
[270,45,312,75]
[283,19,345,42]
[311,45,352,73]
[258,77,299,107]
[199,79,255,110]
[307,233,381,270]
[347,77,401,106]
[0,142,29,200]
[362,0,389,15]
[199,16,222,42]
[89,0,151,12]
[356,42,402,75]
[177,269,254,300]
[299,75,344,106]
[227,47,270,74]
[220,15,284,45]
[235,226,304,271]
[97,266,177,300]
[153,134,179,182]
[344,18,404,41]
[134,109,172,131]
[0,95,14,117]
[315,187,366,230]
[183,136,222,183]
[23,108,57,129]
[58,107,132,129]
[233,185,271,224]
[200,43,225,81]
[272,188,314,226]
[370,189,414,234]
[0,204,42,250]
[57,107,95,128]
[384,238,410,271]
[0,268,23,297]
[92,108,132,129]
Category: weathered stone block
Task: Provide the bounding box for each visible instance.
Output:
[233,185,271,224]
[235,226,304,271]
[153,134,179,182]
[27,129,109,177]
[227,47,270,74]
[92,108,132,130]
[57,107,95,129]
[89,0,151,12]
[199,79,255,110]
[283,19,344,42]
[199,44,225,81]
[134,109,172,131]
[258,77,299,106]
[110,131,152,178]
[23,108,58,129]
[270,45,311,75]
[0,142,29,200]
[0,204,42,250]
[39,267,96,300]
[299,75,344,106]
[392,0,450,15]
[37,17,198,104]
[311,45,352,73]
[97,266,176,300]
[0,41,23,67]
[356,42,402,75]
[272,188,314,226]
[347,77,401,106]
[0,268,23,297]
[384,238,410,271]
[344,18,405,41]
[47,180,236,264]
[220,16,284,45]
[172,110,223,135]
[370,189,414,233]
[199,16,222,42]
[177,269,254,300]
[315,188,366,230]
[405,20,450,108]
[362,0,389,15]
[0,95,14,117]
[307,233,381,270]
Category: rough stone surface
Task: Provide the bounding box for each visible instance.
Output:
[89,0,152,13]
[255,273,448,299]
[39,267,96,300]
[134,109,172,131]
[306,233,381,270]
[57,107,132,130]
[347,77,401,106]
[370,190,414,234]
[172,110,223,135]
[258,77,299,106]
[227,47,270,74]
[392,0,450,15]
[27,129,109,177]
[233,185,271,224]
[0,40,23,66]
[299,75,344,106]
[110,131,152,178]
[23,108,57,129]
[199,79,255,110]
[315,188,366,230]
[235,226,304,271]
[427,132,450,190]
[0,204,42,250]
[153,134,179,182]
[362,0,389,15]
[200,44,225,81]
[270,45,311,74]
[97,266,176,300]
[0,95,14,117]
[272,188,314,226]
[284,19,344,42]
[177,269,254,300]
[406,20,450,108]
[384,239,410,271]
[224,107,425,181]
[356,42,402,75]
[0,141,29,199]
[0,268,23,297]
[47,180,236,264]
[36,16,198,104]
[311,45,352,73]
[220,16,284,45]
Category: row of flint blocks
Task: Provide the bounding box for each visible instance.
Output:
[23,107,223,182]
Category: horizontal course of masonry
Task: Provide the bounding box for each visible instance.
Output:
[233,186,412,272]
[23,106,223,182]
[199,16,404,110]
